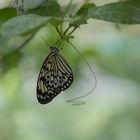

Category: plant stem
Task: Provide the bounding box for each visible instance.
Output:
[56,26,63,39]
[68,27,77,36]
[63,24,71,36]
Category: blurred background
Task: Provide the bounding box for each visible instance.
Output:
[0,0,140,140]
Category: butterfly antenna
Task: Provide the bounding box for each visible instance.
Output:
[66,41,97,104]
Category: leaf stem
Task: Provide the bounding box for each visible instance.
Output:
[68,27,77,36]
[63,24,71,36]
[56,26,63,39]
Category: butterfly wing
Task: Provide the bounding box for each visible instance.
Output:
[37,52,73,104]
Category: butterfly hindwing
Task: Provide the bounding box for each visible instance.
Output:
[37,48,73,104]
[56,54,73,90]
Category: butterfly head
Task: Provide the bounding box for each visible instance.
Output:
[50,46,60,54]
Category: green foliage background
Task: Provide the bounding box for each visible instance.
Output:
[0,0,140,140]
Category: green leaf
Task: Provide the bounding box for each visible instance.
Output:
[126,0,140,8]
[71,2,140,27]
[49,18,63,27]
[89,2,140,24]
[76,3,96,16]
[0,14,50,37]
[0,8,17,23]
[70,3,96,27]
[28,0,63,27]
[28,0,62,17]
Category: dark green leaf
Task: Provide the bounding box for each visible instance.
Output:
[76,3,96,16]
[89,2,140,24]
[70,3,96,27]
[0,8,17,23]
[0,14,50,37]
[28,0,63,27]
[28,0,62,17]
[125,0,140,8]
[28,6,46,16]
[71,2,140,27]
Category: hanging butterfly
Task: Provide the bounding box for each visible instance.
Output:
[37,46,73,104]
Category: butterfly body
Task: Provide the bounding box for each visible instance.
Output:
[37,46,73,104]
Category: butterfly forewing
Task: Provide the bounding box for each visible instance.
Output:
[37,47,73,104]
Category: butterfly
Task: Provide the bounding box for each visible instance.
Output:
[37,46,73,104]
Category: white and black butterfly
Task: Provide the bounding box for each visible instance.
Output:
[37,46,73,104]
